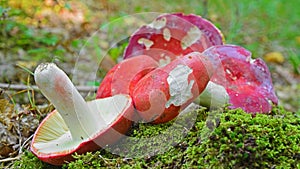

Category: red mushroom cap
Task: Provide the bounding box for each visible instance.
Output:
[133,52,212,123]
[203,45,278,113]
[124,13,224,66]
[96,55,159,99]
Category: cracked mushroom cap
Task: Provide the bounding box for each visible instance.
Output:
[124,13,224,66]
[202,45,278,113]
[132,52,213,123]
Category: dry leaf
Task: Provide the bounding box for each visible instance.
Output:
[0,99,15,130]
[263,52,285,64]
[296,36,300,45]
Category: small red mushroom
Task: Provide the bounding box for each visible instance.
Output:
[199,45,278,113]
[124,13,224,66]
[133,52,213,124]
[31,63,134,165]
[96,55,159,99]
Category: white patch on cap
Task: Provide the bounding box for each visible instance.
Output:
[225,68,237,81]
[158,56,171,67]
[165,64,194,108]
[138,38,154,50]
[148,17,167,29]
[163,28,171,41]
[181,26,202,50]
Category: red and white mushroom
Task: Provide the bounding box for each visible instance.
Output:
[30,12,280,166]
[132,52,213,124]
[124,13,224,66]
[199,45,278,113]
[31,63,134,165]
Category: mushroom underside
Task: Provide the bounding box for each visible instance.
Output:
[32,95,131,154]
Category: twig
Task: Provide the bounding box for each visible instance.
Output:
[19,135,34,154]
[0,83,97,93]
[0,156,20,163]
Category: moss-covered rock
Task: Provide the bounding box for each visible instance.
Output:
[13,107,300,168]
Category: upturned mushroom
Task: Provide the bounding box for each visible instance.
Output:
[124,13,224,66]
[132,52,213,123]
[198,45,278,113]
[31,63,134,165]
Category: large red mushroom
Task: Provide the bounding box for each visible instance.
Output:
[122,12,278,114]
[132,52,213,123]
[199,45,278,113]
[124,13,224,65]
[31,63,134,165]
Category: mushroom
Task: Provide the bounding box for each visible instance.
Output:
[133,52,213,123]
[198,45,278,113]
[124,13,224,66]
[97,55,159,99]
[30,63,134,165]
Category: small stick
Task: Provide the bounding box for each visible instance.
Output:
[0,83,97,93]
[0,156,20,163]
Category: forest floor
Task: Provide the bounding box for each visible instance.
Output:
[0,0,299,168]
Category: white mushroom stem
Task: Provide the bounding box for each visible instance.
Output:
[34,63,99,141]
[196,81,229,109]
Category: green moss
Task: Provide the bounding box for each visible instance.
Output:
[185,107,300,168]
[13,107,300,168]
[12,150,58,169]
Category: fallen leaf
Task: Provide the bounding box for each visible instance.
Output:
[264,52,285,64]
[0,143,14,157]
[296,36,300,45]
[0,99,15,130]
